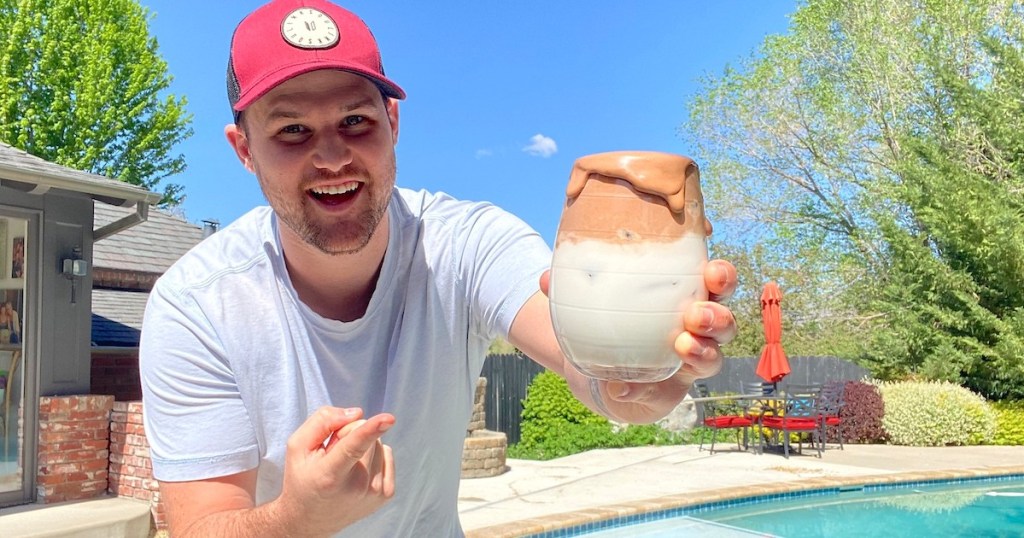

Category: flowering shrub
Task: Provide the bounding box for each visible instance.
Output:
[992,400,1024,446]
[879,380,996,446]
[834,380,888,444]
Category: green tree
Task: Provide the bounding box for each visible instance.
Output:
[685,0,1024,395]
[0,0,192,206]
[870,37,1024,399]
[713,237,865,360]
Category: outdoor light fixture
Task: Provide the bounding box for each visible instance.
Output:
[61,258,88,278]
[61,246,88,304]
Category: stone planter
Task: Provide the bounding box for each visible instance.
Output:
[461,378,508,478]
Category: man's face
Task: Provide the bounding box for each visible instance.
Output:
[227,70,399,255]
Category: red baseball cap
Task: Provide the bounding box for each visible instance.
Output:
[227,0,406,115]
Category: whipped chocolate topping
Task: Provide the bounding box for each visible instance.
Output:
[566,151,712,236]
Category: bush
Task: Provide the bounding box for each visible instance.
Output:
[992,400,1024,446]
[879,380,996,446]
[834,380,888,444]
[508,371,684,460]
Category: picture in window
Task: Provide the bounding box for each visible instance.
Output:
[11,237,23,279]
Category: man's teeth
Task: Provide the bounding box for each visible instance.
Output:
[312,183,358,195]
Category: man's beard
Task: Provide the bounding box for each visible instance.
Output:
[300,200,387,255]
[259,156,396,256]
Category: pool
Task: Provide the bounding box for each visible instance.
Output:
[548,475,1024,537]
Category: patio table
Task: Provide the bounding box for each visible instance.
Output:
[689,394,786,454]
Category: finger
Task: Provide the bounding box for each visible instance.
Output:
[683,301,737,345]
[605,379,656,403]
[324,413,395,473]
[704,260,737,302]
[326,419,367,452]
[366,440,386,492]
[539,270,551,297]
[381,444,396,498]
[674,331,724,379]
[365,439,383,486]
[291,407,363,453]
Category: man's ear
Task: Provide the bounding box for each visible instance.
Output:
[386,98,400,145]
[225,123,255,173]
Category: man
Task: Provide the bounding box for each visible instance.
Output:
[140,1,738,536]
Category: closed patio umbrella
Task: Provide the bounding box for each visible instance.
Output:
[755,281,790,386]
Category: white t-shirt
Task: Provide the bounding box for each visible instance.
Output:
[140,188,550,537]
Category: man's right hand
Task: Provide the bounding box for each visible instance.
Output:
[273,407,396,535]
[161,407,396,538]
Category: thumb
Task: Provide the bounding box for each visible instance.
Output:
[539,270,551,297]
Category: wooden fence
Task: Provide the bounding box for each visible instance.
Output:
[479,354,869,445]
[480,354,545,445]
[700,356,870,394]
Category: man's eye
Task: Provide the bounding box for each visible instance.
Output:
[280,124,305,135]
[342,116,365,127]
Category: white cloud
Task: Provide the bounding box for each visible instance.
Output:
[475,148,494,159]
[523,134,558,158]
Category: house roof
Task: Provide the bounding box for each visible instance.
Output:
[0,142,161,207]
[93,202,206,274]
[91,289,148,347]
[91,203,207,347]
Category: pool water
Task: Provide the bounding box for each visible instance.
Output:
[570,477,1024,537]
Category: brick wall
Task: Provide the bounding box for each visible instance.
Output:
[90,352,142,401]
[36,395,113,503]
[109,401,165,530]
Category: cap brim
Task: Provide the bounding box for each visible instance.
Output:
[232,62,406,112]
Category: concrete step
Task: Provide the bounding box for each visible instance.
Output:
[0,496,151,538]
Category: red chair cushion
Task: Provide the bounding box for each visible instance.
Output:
[761,416,818,430]
[824,416,841,426]
[704,416,754,428]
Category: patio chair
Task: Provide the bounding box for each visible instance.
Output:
[783,382,822,397]
[759,388,823,458]
[741,381,783,425]
[819,381,846,450]
[742,381,777,397]
[694,382,754,454]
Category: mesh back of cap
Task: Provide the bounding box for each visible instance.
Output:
[226,56,242,120]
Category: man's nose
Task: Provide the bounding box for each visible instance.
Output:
[311,132,353,172]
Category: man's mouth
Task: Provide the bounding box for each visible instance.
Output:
[309,182,361,206]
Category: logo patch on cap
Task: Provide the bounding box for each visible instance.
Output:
[281,8,339,49]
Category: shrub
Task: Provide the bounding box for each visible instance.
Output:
[508,421,613,460]
[992,400,1024,446]
[879,380,996,446]
[509,370,684,460]
[511,370,612,460]
[834,380,888,444]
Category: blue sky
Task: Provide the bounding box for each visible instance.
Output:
[141,1,798,245]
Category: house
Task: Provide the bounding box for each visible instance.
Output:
[0,142,160,509]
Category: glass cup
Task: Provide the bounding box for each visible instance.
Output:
[548,151,709,382]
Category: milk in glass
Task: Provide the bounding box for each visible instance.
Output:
[549,152,710,382]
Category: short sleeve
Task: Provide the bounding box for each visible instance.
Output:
[452,203,552,339]
[139,282,260,481]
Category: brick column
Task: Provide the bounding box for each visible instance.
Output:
[36,395,114,503]
[109,401,165,530]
